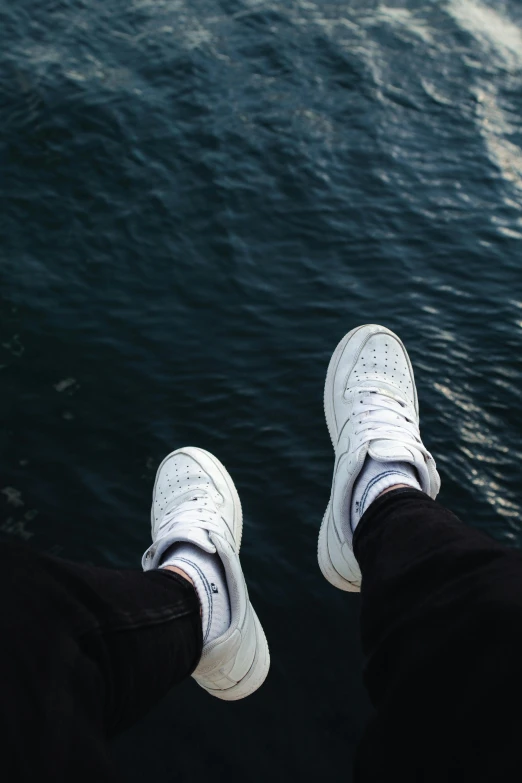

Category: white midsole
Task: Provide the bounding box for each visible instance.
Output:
[317,503,361,593]
[197,608,271,701]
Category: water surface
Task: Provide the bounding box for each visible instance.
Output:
[1,1,522,780]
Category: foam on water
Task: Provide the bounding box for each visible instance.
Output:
[448,0,522,70]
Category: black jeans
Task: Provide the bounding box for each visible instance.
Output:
[0,541,202,782]
[2,489,522,781]
[354,488,522,781]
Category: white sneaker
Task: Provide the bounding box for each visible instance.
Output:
[318,324,441,592]
[142,447,270,700]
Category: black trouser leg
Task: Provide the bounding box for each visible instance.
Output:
[0,539,202,782]
[353,488,522,781]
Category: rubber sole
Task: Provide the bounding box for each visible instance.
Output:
[317,504,360,592]
[200,608,271,701]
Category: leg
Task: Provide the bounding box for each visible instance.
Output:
[0,446,270,781]
[0,537,202,782]
[316,323,521,779]
[354,488,522,781]
[142,446,270,700]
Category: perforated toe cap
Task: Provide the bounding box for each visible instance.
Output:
[346,332,415,401]
[153,453,223,522]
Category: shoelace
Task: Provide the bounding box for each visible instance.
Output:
[158,494,225,539]
[352,390,430,456]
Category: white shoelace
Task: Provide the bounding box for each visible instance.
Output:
[158,494,224,538]
[352,390,430,456]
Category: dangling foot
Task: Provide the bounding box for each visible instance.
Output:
[318,324,441,592]
[143,447,270,699]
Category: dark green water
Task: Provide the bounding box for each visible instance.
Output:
[1,0,522,780]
